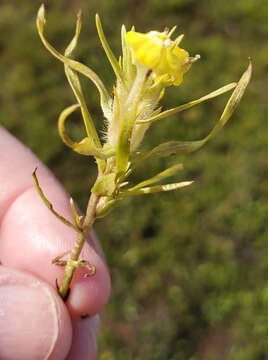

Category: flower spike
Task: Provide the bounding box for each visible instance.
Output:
[35,7,251,301]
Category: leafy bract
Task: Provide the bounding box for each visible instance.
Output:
[135,62,252,161]
[137,82,237,124]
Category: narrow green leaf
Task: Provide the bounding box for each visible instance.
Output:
[64,10,101,150]
[65,9,82,57]
[58,104,114,159]
[70,198,83,228]
[121,181,193,196]
[95,14,125,83]
[206,60,252,140]
[121,24,136,83]
[58,104,80,148]
[142,140,204,159]
[137,62,252,160]
[32,168,82,233]
[137,82,237,124]
[128,164,183,191]
[36,5,111,114]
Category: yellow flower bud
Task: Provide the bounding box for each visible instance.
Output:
[125,29,190,86]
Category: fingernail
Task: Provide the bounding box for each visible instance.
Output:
[0,283,59,359]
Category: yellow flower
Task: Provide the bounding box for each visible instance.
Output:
[126,29,191,86]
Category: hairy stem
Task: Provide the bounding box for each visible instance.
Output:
[58,192,100,300]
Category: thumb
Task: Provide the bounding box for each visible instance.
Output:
[0,266,72,360]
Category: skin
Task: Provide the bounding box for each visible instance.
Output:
[0,126,111,359]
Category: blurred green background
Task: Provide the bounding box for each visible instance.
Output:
[0,0,267,359]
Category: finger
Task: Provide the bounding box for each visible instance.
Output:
[67,315,100,360]
[0,127,111,317]
[0,266,72,360]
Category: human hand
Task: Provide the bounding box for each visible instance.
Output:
[0,126,111,359]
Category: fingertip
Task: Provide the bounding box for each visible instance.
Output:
[0,267,72,360]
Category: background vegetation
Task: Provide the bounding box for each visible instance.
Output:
[0,0,267,359]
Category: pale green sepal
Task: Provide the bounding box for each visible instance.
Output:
[116,108,137,177]
[95,14,125,83]
[128,164,183,191]
[37,5,111,116]
[121,181,193,196]
[137,82,237,124]
[168,26,177,37]
[92,173,117,196]
[174,34,184,46]
[64,10,101,150]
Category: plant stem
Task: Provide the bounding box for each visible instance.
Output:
[58,192,100,300]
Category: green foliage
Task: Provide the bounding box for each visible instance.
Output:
[1,0,267,359]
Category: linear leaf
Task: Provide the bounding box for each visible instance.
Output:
[121,24,136,83]
[36,5,111,115]
[32,168,82,233]
[137,62,252,160]
[58,104,114,159]
[137,82,237,124]
[96,14,125,83]
[70,198,83,228]
[64,10,101,150]
[128,164,183,191]
[121,181,193,196]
